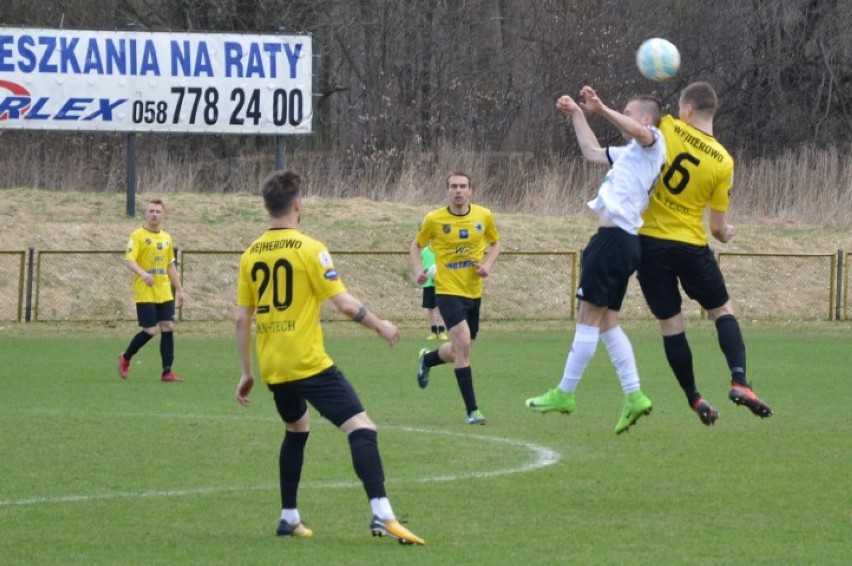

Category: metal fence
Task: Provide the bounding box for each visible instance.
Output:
[3,248,848,322]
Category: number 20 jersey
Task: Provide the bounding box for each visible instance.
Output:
[237,228,346,384]
[640,114,734,246]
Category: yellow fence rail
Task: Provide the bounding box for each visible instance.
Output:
[1,248,846,322]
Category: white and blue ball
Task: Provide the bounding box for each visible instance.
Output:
[636,38,680,81]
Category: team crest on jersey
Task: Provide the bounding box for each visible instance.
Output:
[324,269,339,281]
[318,251,334,268]
[442,224,451,234]
[459,228,469,239]
[145,238,152,245]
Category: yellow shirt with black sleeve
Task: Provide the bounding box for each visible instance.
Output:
[124,227,176,304]
[236,228,346,385]
[415,204,500,299]
[640,114,734,246]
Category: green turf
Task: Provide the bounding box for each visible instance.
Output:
[0,322,850,565]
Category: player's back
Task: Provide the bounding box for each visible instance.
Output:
[640,115,734,246]
[237,228,346,383]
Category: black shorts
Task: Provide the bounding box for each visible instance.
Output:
[268,366,365,427]
[136,301,175,327]
[577,227,640,311]
[436,295,481,339]
[422,285,437,309]
[637,236,730,319]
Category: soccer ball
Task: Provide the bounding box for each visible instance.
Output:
[636,38,680,81]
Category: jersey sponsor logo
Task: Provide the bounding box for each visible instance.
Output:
[318,250,333,267]
[256,320,296,334]
[446,259,477,269]
[323,269,338,281]
[459,228,469,239]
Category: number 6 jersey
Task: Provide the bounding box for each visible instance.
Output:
[640,114,734,246]
[237,227,346,384]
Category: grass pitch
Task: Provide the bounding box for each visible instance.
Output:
[1,322,850,565]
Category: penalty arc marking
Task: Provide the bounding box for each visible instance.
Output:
[0,422,561,508]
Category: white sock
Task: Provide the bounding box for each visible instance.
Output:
[281,508,300,525]
[558,324,599,392]
[600,325,640,394]
[369,497,394,521]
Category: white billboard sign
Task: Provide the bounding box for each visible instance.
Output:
[0,27,313,134]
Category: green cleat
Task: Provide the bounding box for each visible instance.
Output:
[615,391,653,434]
[466,409,487,425]
[525,387,576,414]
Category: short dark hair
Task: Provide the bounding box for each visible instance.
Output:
[632,95,663,126]
[147,198,165,211]
[446,171,472,188]
[261,170,302,217]
[681,82,718,115]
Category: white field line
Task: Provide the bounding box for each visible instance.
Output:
[0,415,561,509]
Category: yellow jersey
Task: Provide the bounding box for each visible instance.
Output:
[640,114,734,246]
[124,227,176,304]
[237,228,346,384]
[415,204,500,299]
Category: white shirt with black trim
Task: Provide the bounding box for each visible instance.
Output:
[587,125,666,235]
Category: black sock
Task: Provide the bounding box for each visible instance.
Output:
[124,331,154,358]
[438,326,446,333]
[430,325,439,334]
[663,333,700,404]
[424,350,443,368]
[715,314,747,385]
[280,431,309,509]
[348,428,386,500]
[454,366,477,413]
[160,331,175,374]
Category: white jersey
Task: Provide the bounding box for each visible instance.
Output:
[587,125,666,235]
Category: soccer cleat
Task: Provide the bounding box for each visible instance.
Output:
[370,516,425,545]
[416,348,431,389]
[276,519,313,538]
[691,397,719,426]
[466,409,487,425]
[118,353,130,379]
[437,332,449,340]
[728,383,773,418]
[615,391,653,434]
[525,387,576,414]
[161,371,184,382]
[426,332,439,340]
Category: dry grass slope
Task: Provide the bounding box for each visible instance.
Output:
[2,188,851,324]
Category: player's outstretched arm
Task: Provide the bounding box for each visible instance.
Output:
[580,85,654,146]
[330,292,400,346]
[557,93,607,164]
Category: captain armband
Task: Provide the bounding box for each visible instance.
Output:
[353,305,368,323]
